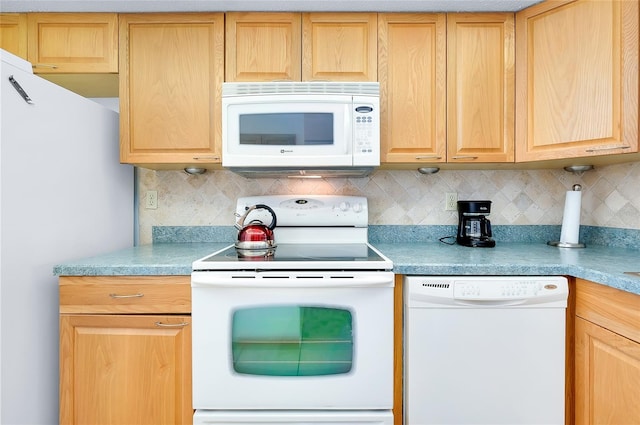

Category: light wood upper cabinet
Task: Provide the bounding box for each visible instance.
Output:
[0,13,27,59]
[574,279,640,425]
[226,12,301,82]
[447,13,514,163]
[119,13,224,167]
[379,13,513,164]
[378,13,447,163]
[27,13,118,73]
[59,276,192,425]
[227,12,376,82]
[515,0,639,162]
[303,13,377,82]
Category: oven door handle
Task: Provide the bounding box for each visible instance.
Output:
[192,275,394,288]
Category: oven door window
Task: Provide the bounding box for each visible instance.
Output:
[231,306,353,376]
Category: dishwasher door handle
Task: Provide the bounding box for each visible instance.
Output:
[452,298,528,307]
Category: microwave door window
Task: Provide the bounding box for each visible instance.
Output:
[239,113,334,146]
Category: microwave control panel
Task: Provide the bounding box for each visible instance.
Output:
[354,105,375,154]
[352,95,380,165]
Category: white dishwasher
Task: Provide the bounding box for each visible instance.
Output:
[404,276,568,425]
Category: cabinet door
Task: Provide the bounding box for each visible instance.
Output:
[226,12,301,82]
[302,13,377,81]
[27,13,118,73]
[0,13,27,58]
[378,13,446,163]
[575,317,640,424]
[60,314,192,425]
[447,13,514,163]
[515,0,638,161]
[119,13,224,166]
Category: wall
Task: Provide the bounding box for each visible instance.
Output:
[137,161,640,245]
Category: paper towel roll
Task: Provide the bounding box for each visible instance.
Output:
[559,190,582,244]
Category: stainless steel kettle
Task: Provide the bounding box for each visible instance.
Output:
[234,204,277,254]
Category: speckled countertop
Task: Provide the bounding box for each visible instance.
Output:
[54,242,230,276]
[54,240,640,296]
[376,242,640,295]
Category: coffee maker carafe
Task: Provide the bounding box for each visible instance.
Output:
[457,200,495,247]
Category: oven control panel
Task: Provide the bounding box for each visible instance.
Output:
[236,195,368,227]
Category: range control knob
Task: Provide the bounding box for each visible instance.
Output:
[352,202,364,213]
[339,201,351,212]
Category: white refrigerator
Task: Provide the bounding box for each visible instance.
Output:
[0,49,134,424]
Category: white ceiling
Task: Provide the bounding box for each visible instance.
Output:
[1,0,543,13]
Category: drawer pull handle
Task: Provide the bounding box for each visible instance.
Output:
[155,321,190,328]
[109,293,144,299]
[192,156,220,161]
[33,63,59,69]
[452,155,479,160]
[585,145,630,153]
[415,155,442,160]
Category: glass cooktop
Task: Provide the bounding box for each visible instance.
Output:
[192,243,393,271]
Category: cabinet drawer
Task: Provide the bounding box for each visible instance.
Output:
[59,276,191,314]
[575,278,640,344]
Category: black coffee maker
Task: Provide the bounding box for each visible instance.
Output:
[456,200,495,247]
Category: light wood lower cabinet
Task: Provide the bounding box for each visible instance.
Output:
[59,276,192,425]
[575,278,640,425]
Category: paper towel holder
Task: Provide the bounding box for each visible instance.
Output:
[548,184,586,248]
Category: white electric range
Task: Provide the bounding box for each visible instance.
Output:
[191,195,394,425]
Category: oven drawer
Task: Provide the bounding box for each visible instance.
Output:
[59,276,191,314]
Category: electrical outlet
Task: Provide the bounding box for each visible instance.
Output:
[445,192,458,211]
[145,190,158,209]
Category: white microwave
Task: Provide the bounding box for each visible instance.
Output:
[222,82,380,178]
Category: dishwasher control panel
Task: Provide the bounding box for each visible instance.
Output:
[454,279,553,299]
[405,276,568,307]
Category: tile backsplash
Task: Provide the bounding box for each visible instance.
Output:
[137,161,640,245]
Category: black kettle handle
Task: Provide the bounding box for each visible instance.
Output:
[253,204,278,230]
